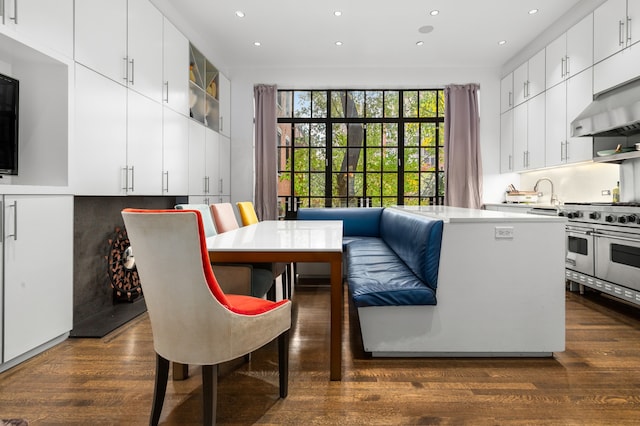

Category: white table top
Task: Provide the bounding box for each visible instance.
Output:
[207,220,344,252]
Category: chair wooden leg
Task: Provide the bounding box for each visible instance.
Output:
[278,330,290,398]
[202,364,218,425]
[150,353,170,426]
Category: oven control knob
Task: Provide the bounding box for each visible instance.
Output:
[605,214,617,223]
[588,212,601,220]
[558,211,567,217]
[618,214,637,224]
[567,211,583,219]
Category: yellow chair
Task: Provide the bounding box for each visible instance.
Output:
[237,201,260,226]
[236,201,294,299]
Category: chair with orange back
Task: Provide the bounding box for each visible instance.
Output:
[121,208,291,425]
[175,203,273,299]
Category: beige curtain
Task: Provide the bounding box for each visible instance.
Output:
[253,84,278,220]
[444,84,482,209]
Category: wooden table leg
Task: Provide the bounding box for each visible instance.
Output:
[330,255,343,381]
[173,362,189,380]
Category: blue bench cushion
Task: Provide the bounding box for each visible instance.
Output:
[347,238,437,307]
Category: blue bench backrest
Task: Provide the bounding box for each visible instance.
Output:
[297,207,383,237]
[380,208,443,290]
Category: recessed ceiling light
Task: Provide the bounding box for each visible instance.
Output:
[418,25,434,34]
[498,40,507,45]
[335,41,343,46]
[430,10,439,16]
[416,41,424,46]
[529,9,538,15]
[253,41,261,47]
[334,11,342,17]
[235,11,245,18]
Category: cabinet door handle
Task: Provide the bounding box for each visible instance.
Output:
[565,56,570,76]
[628,17,633,45]
[508,91,513,107]
[219,178,223,193]
[561,57,565,78]
[619,20,625,46]
[8,200,17,240]
[9,0,16,24]
[1,0,5,25]
[123,57,129,82]
[129,166,135,192]
[129,58,135,85]
[220,116,223,132]
[163,171,169,193]
[164,81,169,103]
[565,140,569,161]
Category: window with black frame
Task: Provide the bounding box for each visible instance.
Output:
[276,89,445,218]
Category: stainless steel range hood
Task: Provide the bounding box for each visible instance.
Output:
[571,78,640,137]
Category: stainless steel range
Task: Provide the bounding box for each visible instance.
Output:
[559,202,640,306]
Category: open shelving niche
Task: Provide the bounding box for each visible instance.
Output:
[189,43,219,133]
[0,32,70,187]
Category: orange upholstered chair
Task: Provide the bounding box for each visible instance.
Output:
[121,208,291,425]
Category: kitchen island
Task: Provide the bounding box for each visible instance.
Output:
[358,206,567,357]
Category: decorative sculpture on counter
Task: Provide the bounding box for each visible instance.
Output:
[106,227,142,302]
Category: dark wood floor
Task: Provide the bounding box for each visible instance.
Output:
[1,286,640,425]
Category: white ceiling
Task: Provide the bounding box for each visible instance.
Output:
[151,0,584,70]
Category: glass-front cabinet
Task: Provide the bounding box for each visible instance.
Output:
[189,43,220,132]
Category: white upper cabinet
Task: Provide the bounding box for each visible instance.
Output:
[566,14,594,79]
[75,0,128,85]
[75,0,163,101]
[127,0,163,102]
[513,49,545,105]
[218,135,231,194]
[163,18,190,116]
[594,0,640,63]
[126,89,164,195]
[546,14,594,90]
[500,73,514,114]
[218,74,231,137]
[73,64,127,195]
[545,69,593,168]
[0,0,73,58]
[162,107,190,195]
[513,93,545,172]
[500,110,514,173]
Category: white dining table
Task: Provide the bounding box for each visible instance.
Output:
[206,220,345,381]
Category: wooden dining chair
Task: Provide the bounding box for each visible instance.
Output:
[121,208,291,425]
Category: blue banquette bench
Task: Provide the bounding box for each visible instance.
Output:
[297,207,444,352]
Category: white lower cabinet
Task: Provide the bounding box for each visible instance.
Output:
[1,195,73,365]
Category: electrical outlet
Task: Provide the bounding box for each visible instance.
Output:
[602,189,611,196]
[495,226,514,239]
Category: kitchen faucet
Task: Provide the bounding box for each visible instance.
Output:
[533,178,559,206]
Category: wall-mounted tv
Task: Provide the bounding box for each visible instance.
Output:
[0,72,19,175]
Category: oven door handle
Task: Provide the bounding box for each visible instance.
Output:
[567,229,591,235]
[592,232,640,243]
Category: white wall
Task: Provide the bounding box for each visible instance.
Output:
[228,66,514,206]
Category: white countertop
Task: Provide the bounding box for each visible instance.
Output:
[392,205,567,223]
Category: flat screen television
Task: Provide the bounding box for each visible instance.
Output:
[0,72,19,175]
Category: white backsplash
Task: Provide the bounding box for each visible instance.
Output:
[519,162,621,205]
